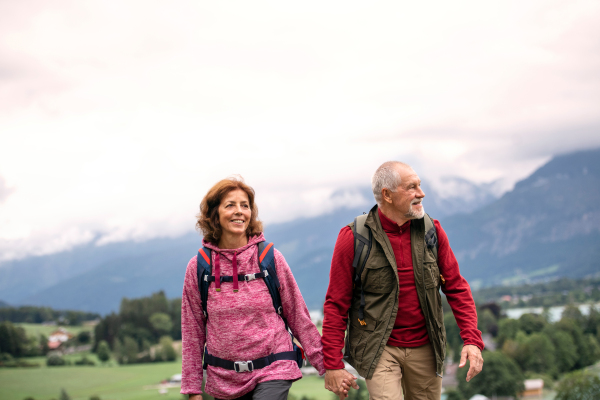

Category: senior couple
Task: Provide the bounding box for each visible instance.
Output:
[180,161,484,400]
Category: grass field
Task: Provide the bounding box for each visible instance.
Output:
[0,361,183,400]
[0,359,331,400]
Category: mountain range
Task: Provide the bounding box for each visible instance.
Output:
[1,148,598,313]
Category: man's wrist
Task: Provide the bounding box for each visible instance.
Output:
[324,360,346,370]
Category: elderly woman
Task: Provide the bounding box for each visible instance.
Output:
[180,176,326,400]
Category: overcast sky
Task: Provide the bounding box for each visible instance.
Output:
[1,0,599,261]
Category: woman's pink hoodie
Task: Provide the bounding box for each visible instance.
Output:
[180,233,325,399]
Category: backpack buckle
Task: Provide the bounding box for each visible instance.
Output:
[244,273,257,282]
[234,361,254,372]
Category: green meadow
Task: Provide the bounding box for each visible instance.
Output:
[0,358,331,400]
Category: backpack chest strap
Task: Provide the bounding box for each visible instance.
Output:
[204,271,269,283]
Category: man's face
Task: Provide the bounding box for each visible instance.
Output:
[388,166,425,219]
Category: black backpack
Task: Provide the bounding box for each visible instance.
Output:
[351,213,438,325]
[196,241,304,371]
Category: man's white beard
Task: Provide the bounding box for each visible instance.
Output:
[405,200,425,219]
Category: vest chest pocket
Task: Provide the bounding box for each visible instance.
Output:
[423,249,440,289]
[362,252,396,293]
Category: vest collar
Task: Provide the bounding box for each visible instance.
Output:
[365,204,398,270]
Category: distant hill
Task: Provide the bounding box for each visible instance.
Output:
[4,149,599,314]
[442,148,600,289]
[0,175,499,314]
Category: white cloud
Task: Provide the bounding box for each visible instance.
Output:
[1,0,599,260]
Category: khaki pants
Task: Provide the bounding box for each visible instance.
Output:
[365,345,442,400]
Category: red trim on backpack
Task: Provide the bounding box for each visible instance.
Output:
[259,242,273,263]
[199,248,210,265]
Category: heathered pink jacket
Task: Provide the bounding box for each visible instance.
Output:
[180,233,325,399]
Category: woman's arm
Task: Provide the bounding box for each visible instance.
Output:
[180,256,208,395]
[273,249,326,375]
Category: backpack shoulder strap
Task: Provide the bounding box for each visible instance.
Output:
[423,214,438,260]
[352,213,372,326]
[257,241,284,317]
[196,247,212,319]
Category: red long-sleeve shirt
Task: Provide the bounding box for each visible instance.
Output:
[322,209,484,370]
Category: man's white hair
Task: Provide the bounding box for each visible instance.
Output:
[371,161,411,206]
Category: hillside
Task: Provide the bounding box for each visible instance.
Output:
[0,177,497,313]
[2,148,598,313]
[442,148,600,288]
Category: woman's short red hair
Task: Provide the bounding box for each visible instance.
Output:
[196,176,263,244]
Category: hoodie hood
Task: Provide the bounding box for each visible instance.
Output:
[202,233,265,254]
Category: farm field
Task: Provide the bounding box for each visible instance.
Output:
[0,360,331,400]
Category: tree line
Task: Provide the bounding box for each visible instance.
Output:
[93,291,181,364]
[443,300,600,399]
[0,306,100,325]
[472,277,600,308]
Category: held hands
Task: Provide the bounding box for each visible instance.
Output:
[459,344,484,382]
[324,369,360,398]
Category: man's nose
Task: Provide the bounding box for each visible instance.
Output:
[417,187,425,198]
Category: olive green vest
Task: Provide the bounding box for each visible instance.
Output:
[343,205,446,379]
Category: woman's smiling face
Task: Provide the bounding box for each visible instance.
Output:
[218,189,251,238]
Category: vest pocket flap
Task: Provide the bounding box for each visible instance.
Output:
[364,251,390,269]
[423,262,440,289]
[424,248,436,263]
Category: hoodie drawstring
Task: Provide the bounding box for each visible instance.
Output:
[213,250,239,293]
[214,252,221,292]
[232,251,239,292]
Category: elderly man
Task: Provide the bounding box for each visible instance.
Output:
[322,161,484,399]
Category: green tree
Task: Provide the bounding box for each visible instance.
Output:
[555,370,600,400]
[112,338,122,363]
[158,336,177,361]
[445,388,464,400]
[121,336,139,364]
[40,334,49,355]
[515,332,557,376]
[543,326,578,373]
[149,313,173,337]
[94,313,120,352]
[444,312,462,362]
[562,305,585,326]
[496,318,520,348]
[556,318,598,368]
[518,313,547,334]
[584,305,600,336]
[477,309,498,336]
[0,321,27,357]
[457,351,524,399]
[96,340,111,363]
[47,354,66,366]
[77,331,91,344]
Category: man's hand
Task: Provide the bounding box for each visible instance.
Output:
[459,344,483,382]
[325,369,359,398]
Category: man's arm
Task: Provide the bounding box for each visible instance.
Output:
[435,220,484,380]
[322,226,360,395]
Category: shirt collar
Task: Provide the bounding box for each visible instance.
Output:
[378,208,411,234]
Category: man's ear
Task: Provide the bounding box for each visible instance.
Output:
[382,188,393,204]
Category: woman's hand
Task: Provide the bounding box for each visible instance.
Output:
[188,394,202,400]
